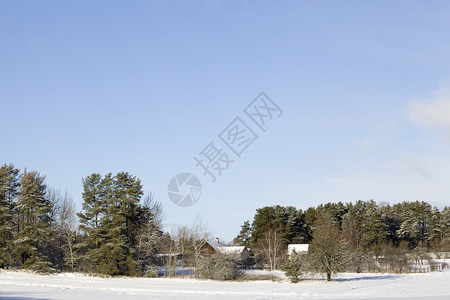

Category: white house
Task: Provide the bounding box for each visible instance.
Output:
[287,244,309,255]
[216,246,246,255]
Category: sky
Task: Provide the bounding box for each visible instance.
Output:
[1,0,450,242]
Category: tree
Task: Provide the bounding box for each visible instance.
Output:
[251,205,308,247]
[439,206,450,251]
[197,254,240,281]
[77,172,146,276]
[282,249,305,283]
[0,163,20,269]
[261,228,284,274]
[380,203,401,247]
[77,173,105,272]
[97,172,143,276]
[135,193,164,274]
[341,210,361,251]
[395,201,433,248]
[174,225,190,278]
[13,170,53,271]
[190,217,210,278]
[359,200,386,252]
[233,220,252,247]
[307,212,348,281]
[48,188,77,272]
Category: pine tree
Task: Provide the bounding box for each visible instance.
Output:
[341,210,361,251]
[98,172,143,276]
[78,172,144,276]
[13,170,53,271]
[0,163,20,269]
[395,201,433,248]
[359,200,386,252]
[77,173,105,272]
[282,249,304,283]
[233,220,252,247]
[439,206,450,251]
[380,203,401,247]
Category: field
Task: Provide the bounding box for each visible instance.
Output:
[1,268,449,300]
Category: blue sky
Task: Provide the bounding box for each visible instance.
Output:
[1,0,450,241]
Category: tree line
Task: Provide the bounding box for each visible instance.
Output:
[1,162,449,279]
[0,163,163,275]
[233,201,449,280]
[234,201,449,251]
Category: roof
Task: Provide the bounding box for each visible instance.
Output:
[217,246,246,254]
[205,240,229,250]
[287,244,309,254]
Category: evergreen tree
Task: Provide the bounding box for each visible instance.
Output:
[78,172,144,276]
[233,220,252,247]
[380,203,401,247]
[251,205,308,247]
[359,200,386,252]
[77,173,105,271]
[0,163,20,269]
[98,172,143,276]
[282,249,304,283]
[13,170,53,271]
[439,206,450,251]
[341,210,361,251]
[395,201,433,248]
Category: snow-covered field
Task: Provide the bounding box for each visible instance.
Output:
[0,269,449,300]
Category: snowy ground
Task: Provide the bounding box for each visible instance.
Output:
[0,269,449,300]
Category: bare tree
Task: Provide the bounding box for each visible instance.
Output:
[307,212,349,281]
[175,226,190,278]
[261,228,284,276]
[161,233,177,277]
[190,216,210,278]
[48,187,77,272]
[136,193,164,274]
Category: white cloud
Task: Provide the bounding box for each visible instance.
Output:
[405,156,431,179]
[408,81,450,139]
[356,138,376,152]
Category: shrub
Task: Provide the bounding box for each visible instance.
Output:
[382,247,408,274]
[429,261,440,272]
[197,254,240,281]
[144,265,159,278]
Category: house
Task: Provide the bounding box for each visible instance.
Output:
[200,238,255,269]
[287,244,309,256]
[200,238,250,258]
[217,246,247,256]
[200,238,230,255]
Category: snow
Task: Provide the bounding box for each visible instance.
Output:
[0,269,449,299]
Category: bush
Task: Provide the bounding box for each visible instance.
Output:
[429,260,440,272]
[197,254,240,281]
[382,247,408,274]
[144,265,159,278]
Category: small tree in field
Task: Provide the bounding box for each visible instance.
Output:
[282,249,305,283]
[307,212,348,281]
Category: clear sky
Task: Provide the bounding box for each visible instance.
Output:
[1,0,450,241]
